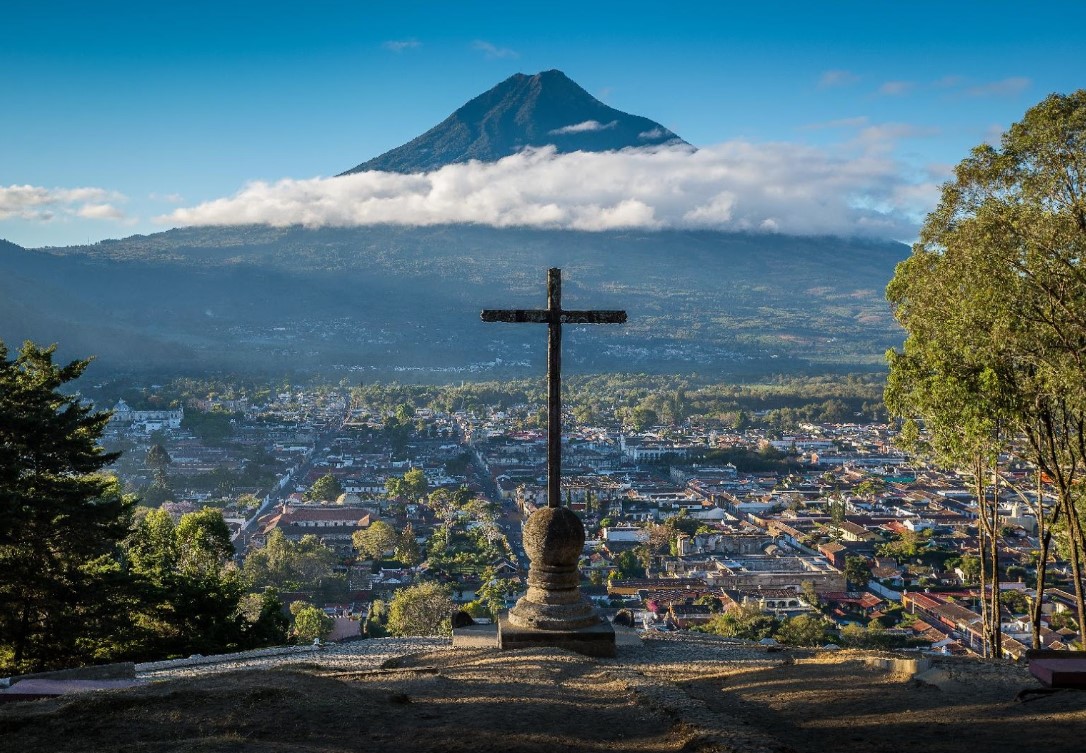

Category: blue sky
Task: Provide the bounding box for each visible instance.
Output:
[3,1,1084,247]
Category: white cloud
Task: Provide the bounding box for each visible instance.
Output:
[966,76,1031,97]
[77,203,125,220]
[383,39,421,52]
[549,120,617,135]
[818,69,860,88]
[0,184,128,222]
[160,140,936,239]
[471,40,518,59]
[638,127,666,139]
[878,80,914,96]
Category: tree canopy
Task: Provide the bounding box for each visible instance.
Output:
[306,473,344,502]
[885,89,1086,651]
[0,341,131,674]
[386,582,454,636]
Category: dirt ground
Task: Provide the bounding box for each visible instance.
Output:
[673,652,1086,753]
[0,650,704,753]
[1,646,1085,753]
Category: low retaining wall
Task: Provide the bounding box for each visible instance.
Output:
[136,645,319,673]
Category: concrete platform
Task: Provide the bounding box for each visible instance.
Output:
[1028,656,1086,688]
[452,623,499,649]
[498,616,616,658]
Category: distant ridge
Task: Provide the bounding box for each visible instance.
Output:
[341,69,687,174]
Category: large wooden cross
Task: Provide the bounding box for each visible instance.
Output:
[482,268,626,509]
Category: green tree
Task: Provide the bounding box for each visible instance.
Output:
[886,89,1086,652]
[353,520,399,560]
[698,602,778,641]
[125,508,251,658]
[475,577,521,619]
[629,406,658,432]
[387,582,454,636]
[776,614,829,647]
[290,602,334,642]
[395,523,422,566]
[957,554,982,584]
[402,468,428,499]
[146,443,171,487]
[612,550,646,580]
[877,530,924,561]
[854,477,885,498]
[844,556,871,589]
[306,473,343,502]
[175,508,234,578]
[242,529,337,591]
[235,588,290,648]
[0,341,134,674]
[236,493,261,510]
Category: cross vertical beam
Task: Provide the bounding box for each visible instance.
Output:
[482,268,626,509]
[547,268,562,509]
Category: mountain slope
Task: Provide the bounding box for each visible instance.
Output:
[3,226,907,376]
[341,70,686,174]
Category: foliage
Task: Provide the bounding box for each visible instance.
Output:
[242,529,338,592]
[956,554,982,584]
[696,602,778,641]
[876,530,927,561]
[775,614,829,647]
[386,582,454,636]
[474,577,522,619]
[395,523,422,566]
[365,599,389,637]
[886,89,1086,652]
[124,507,279,658]
[0,340,132,674]
[844,556,871,589]
[853,477,886,498]
[999,589,1030,614]
[353,520,399,560]
[611,550,646,580]
[306,473,343,502]
[838,621,911,650]
[181,409,236,444]
[290,602,334,642]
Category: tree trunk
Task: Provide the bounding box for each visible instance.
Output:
[973,456,992,657]
[989,466,1002,658]
[1031,471,1056,649]
[12,598,33,671]
[1065,498,1086,649]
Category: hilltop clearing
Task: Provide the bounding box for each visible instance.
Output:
[2,634,1082,752]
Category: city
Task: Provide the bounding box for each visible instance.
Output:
[96,376,1076,659]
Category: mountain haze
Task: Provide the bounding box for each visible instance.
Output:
[0,226,906,376]
[341,70,687,174]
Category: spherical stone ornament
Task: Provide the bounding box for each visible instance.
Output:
[521,506,586,567]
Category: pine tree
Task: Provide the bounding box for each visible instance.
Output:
[0,340,131,673]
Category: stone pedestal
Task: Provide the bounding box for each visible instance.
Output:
[499,506,615,658]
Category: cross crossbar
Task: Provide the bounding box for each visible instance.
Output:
[481,310,627,324]
[481,268,626,508]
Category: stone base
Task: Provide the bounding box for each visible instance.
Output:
[498,616,616,658]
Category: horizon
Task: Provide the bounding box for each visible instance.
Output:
[3,1,1086,248]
